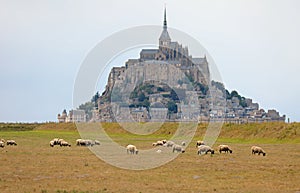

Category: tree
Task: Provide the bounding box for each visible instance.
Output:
[167,101,178,114]
[138,92,146,102]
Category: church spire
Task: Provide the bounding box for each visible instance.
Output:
[163,6,167,30]
[159,5,171,46]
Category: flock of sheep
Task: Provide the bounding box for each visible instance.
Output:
[49,138,101,147]
[1,137,266,157]
[128,139,267,156]
[0,139,17,148]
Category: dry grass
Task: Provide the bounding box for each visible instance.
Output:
[0,123,299,193]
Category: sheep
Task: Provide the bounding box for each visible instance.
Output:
[76,139,83,146]
[0,141,5,148]
[57,139,65,146]
[126,144,138,154]
[181,141,186,146]
[197,145,214,155]
[196,140,205,147]
[49,140,55,147]
[165,140,175,147]
[52,138,60,145]
[152,140,164,146]
[60,140,71,147]
[251,146,266,156]
[172,144,185,153]
[6,140,17,146]
[94,140,100,145]
[218,145,233,154]
[76,139,94,146]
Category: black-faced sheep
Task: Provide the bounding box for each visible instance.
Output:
[172,144,185,153]
[0,141,4,148]
[49,140,55,147]
[52,138,60,145]
[152,140,164,146]
[196,140,205,147]
[251,146,266,156]
[218,145,233,154]
[126,144,138,154]
[60,140,71,147]
[76,139,94,146]
[6,140,17,146]
[197,145,214,155]
[165,140,175,147]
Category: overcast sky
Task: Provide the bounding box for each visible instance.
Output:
[0,0,299,122]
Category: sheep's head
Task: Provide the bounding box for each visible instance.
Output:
[135,150,139,154]
[262,152,266,156]
[211,150,215,154]
[229,150,233,153]
[181,150,185,153]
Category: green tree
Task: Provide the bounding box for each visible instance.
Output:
[167,101,178,113]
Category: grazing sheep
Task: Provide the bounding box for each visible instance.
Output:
[126,144,138,154]
[76,139,94,146]
[172,144,185,153]
[60,140,71,147]
[251,146,266,156]
[94,140,100,145]
[6,140,17,146]
[165,140,175,147]
[76,139,83,146]
[49,140,55,147]
[153,140,164,146]
[0,141,5,148]
[196,140,205,147]
[57,139,65,146]
[52,138,60,145]
[218,145,233,154]
[197,145,214,155]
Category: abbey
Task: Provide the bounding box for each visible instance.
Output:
[102,8,209,100]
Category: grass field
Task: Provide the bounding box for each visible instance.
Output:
[0,122,299,193]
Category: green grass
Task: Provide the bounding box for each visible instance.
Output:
[0,122,299,192]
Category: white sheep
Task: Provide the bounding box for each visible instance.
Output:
[197,145,214,155]
[52,138,60,145]
[49,140,55,147]
[60,140,71,147]
[57,139,65,146]
[218,145,233,154]
[6,140,17,146]
[153,140,164,146]
[251,146,266,156]
[172,144,185,153]
[0,141,5,148]
[76,139,94,146]
[165,140,175,147]
[196,140,205,147]
[76,139,83,146]
[126,144,138,154]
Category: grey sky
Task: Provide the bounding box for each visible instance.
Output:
[0,0,299,122]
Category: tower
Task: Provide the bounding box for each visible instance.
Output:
[159,7,171,48]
